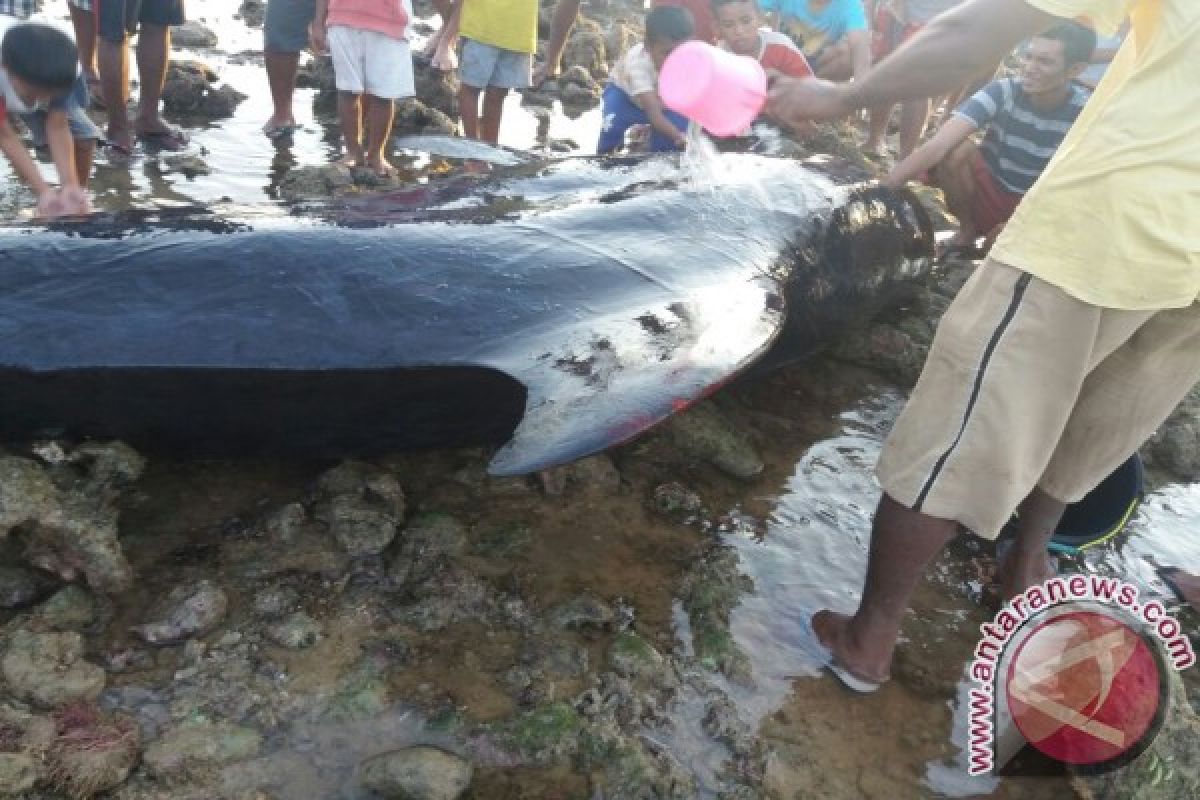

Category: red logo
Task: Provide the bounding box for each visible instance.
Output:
[1006,611,1163,766]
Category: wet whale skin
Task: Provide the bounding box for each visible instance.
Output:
[0,154,933,474]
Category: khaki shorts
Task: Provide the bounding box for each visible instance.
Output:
[877,259,1200,540]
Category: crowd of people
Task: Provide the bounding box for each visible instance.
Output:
[3,0,1121,244]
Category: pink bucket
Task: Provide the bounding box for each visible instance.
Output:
[658,41,767,137]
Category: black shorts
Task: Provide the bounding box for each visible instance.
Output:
[98,0,186,43]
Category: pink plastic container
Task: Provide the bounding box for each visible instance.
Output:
[658,41,767,137]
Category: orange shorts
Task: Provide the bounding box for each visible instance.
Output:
[871,8,921,62]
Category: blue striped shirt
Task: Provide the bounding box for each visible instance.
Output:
[954,78,1090,194]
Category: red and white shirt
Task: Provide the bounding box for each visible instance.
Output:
[756,30,813,78]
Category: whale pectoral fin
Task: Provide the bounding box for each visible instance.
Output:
[486,281,785,476]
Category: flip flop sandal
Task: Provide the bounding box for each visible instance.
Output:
[797,613,887,694]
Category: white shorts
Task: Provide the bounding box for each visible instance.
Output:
[328,25,415,100]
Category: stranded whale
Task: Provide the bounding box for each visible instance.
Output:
[0,152,933,474]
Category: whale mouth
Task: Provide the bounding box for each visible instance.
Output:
[0,366,527,458]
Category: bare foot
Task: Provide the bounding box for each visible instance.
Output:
[812,609,892,685]
[337,153,362,169]
[994,545,1057,603]
[366,156,396,178]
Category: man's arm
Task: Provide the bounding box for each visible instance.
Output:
[881,116,977,188]
[533,0,583,84]
[0,119,50,197]
[768,0,1058,122]
[310,0,330,53]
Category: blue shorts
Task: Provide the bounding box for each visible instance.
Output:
[265,0,316,53]
[98,0,187,43]
[596,84,687,154]
[22,73,103,146]
[459,38,532,90]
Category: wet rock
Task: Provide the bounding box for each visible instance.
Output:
[833,315,935,388]
[251,585,300,618]
[470,521,532,559]
[1071,670,1200,799]
[263,502,308,543]
[46,705,140,799]
[650,482,703,517]
[538,455,621,497]
[162,61,247,119]
[702,695,754,757]
[547,593,615,635]
[606,631,666,683]
[2,630,106,709]
[0,753,37,794]
[664,402,765,479]
[0,566,47,609]
[1145,384,1200,482]
[132,579,228,644]
[359,745,472,800]
[497,702,583,763]
[559,65,597,90]
[265,611,322,649]
[562,29,607,80]
[297,55,335,93]
[605,21,639,63]
[315,461,406,557]
[142,722,262,778]
[679,549,755,684]
[161,154,211,178]
[560,82,601,108]
[390,567,489,632]
[393,98,457,136]
[171,21,218,48]
[388,513,466,586]
[28,584,98,632]
[325,652,395,722]
[237,0,265,27]
[414,62,460,119]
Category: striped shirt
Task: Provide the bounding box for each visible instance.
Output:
[954,78,1090,194]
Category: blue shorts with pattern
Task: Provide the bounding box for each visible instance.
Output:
[596,84,687,154]
[22,73,103,147]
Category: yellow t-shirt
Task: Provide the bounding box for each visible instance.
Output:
[460,0,539,54]
[990,0,1200,310]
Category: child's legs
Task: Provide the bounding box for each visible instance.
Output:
[458,39,498,140]
[480,88,508,145]
[328,26,369,160]
[647,108,689,152]
[361,31,414,166]
[596,84,645,154]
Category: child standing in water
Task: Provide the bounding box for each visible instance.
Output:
[597,6,694,154]
[312,0,414,175]
[457,0,538,144]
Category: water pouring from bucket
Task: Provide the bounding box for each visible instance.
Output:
[659,41,768,137]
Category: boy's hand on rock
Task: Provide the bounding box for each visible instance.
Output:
[58,186,92,216]
[35,189,67,219]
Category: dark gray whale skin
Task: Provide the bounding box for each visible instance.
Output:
[0,153,933,475]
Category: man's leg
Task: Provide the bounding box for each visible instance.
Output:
[98,36,131,151]
[132,24,176,139]
[480,87,507,145]
[337,91,364,165]
[364,95,395,174]
[931,139,981,245]
[458,84,481,139]
[263,0,316,134]
[69,1,100,87]
[820,263,1147,683]
[866,104,893,154]
[814,495,959,682]
[996,489,1065,600]
[73,139,95,187]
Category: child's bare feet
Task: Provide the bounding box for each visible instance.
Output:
[366,156,396,178]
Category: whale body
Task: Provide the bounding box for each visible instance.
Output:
[0,153,933,474]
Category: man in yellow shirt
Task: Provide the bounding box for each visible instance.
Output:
[457,0,538,143]
[767,0,1198,692]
